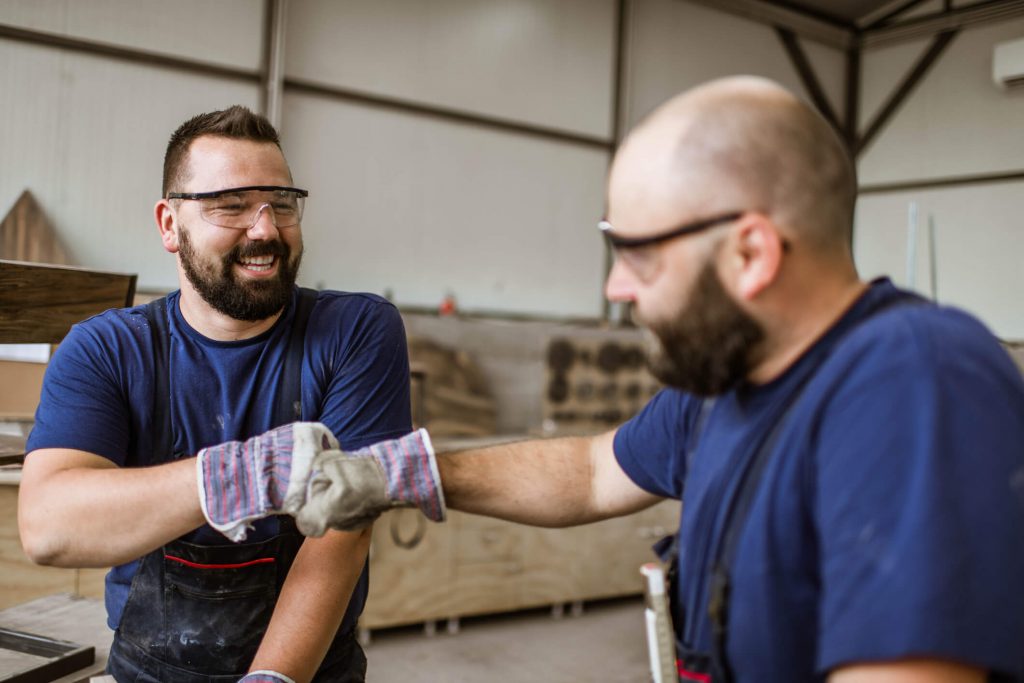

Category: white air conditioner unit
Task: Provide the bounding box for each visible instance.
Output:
[993,37,1024,90]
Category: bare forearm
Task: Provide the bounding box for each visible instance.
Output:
[828,660,985,682]
[438,435,610,527]
[18,450,205,567]
[250,529,372,681]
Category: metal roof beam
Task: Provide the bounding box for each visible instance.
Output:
[855,29,958,157]
[683,0,855,48]
[862,0,1024,48]
[860,0,933,31]
[776,27,841,131]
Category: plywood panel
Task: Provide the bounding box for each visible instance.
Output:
[361,509,455,629]
[0,361,45,419]
[282,93,608,318]
[360,500,680,629]
[75,568,108,601]
[0,191,69,265]
[0,0,263,71]
[285,0,616,138]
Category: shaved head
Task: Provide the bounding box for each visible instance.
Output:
[610,76,856,254]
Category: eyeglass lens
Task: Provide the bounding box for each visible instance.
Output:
[200,189,305,229]
[607,239,661,281]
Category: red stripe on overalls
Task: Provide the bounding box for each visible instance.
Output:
[677,662,712,682]
[164,555,275,570]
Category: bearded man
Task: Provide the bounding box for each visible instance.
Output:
[290,78,1024,682]
[19,106,416,682]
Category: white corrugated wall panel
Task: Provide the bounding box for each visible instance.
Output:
[284,0,616,139]
[854,185,1024,339]
[0,39,260,290]
[624,0,846,130]
[282,93,609,317]
[858,17,1024,184]
[0,0,264,71]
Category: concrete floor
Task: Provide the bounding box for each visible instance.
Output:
[364,597,650,682]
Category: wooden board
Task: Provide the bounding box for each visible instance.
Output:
[360,500,680,630]
[0,361,45,421]
[0,260,136,344]
[0,594,110,682]
[0,191,69,266]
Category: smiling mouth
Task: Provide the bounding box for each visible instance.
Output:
[238,254,276,272]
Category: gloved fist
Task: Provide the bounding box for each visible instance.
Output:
[197,422,339,542]
[238,671,295,683]
[296,428,445,537]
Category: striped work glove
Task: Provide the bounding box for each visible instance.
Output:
[239,672,295,683]
[296,428,446,537]
[197,422,340,542]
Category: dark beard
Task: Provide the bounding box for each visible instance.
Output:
[642,260,765,396]
[178,227,301,322]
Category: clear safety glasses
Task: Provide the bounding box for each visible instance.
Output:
[167,185,309,230]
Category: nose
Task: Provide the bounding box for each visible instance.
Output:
[246,203,280,239]
[604,257,638,303]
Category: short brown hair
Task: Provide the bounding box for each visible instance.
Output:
[162,105,281,196]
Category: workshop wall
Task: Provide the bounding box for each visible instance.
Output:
[279,0,614,317]
[855,18,1024,339]
[0,0,263,292]
[0,0,1019,335]
[624,0,846,129]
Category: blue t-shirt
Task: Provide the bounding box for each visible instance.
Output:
[27,287,411,634]
[614,279,1024,681]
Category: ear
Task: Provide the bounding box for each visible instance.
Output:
[155,199,180,254]
[722,212,784,301]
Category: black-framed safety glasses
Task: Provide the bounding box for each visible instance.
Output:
[599,211,743,280]
[167,185,309,230]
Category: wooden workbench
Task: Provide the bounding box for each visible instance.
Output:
[0,593,110,682]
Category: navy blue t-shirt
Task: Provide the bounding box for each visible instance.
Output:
[27,287,411,634]
[614,279,1024,681]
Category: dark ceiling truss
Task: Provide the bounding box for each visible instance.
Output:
[854,28,958,156]
[862,0,935,31]
[698,0,1024,159]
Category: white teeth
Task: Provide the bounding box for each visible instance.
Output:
[239,255,275,272]
[240,255,274,265]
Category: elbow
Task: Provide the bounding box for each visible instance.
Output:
[18,509,69,567]
[20,530,63,567]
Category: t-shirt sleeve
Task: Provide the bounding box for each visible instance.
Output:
[26,319,134,464]
[312,297,412,451]
[814,309,1024,676]
[613,389,693,499]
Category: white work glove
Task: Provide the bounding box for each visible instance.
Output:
[197,422,340,542]
[296,428,446,537]
[238,671,295,683]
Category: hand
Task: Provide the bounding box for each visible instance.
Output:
[197,422,340,542]
[239,671,295,683]
[295,428,445,537]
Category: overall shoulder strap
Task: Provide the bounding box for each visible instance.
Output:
[274,287,318,537]
[275,287,318,425]
[708,290,927,682]
[143,296,174,462]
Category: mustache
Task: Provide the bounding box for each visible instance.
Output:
[230,240,288,260]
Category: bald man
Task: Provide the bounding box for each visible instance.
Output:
[293,77,1024,682]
